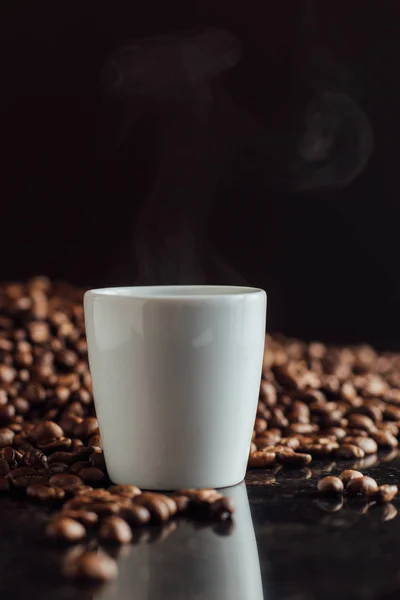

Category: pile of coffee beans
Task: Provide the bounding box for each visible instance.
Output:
[0,278,234,581]
[1,278,400,582]
[250,334,400,469]
[317,470,398,503]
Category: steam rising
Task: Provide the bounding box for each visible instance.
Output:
[101,15,373,286]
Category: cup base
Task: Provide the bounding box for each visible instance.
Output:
[107,472,246,492]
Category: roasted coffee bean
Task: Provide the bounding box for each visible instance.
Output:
[259,380,277,406]
[0,428,14,448]
[46,517,86,542]
[287,423,318,435]
[63,549,118,581]
[344,437,378,455]
[33,421,64,442]
[49,463,71,474]
[49,473,83,490]
[81,502,120,516]
[78,467,105,485]
[0,404,16,424]
[300,443,337,458]
[1,446,16,464]
[108,484,141,499]
[347,414,376,434]
[335,444,365,459]
[61,510,98,526]
[26,484,65,502]
[373,484,398,504]
[38,437,72,452]
[7,466,35,479]
[70,461,92,474]
[373,431,398,448]
[338,470,364,487]
[317,476,344,494]
[276,451,312,468]
[99,516,132,544]
[254,418,267,434]
[88,434,102,449]
[119,505,151,526]
[134,493,172,522]
[23,449,48,469]
[248,451,276,468]
[74,417,99,440]
[170,495,190,513]
[346,476,379,497]
[71,446,95,462]
[11,474,49,488]
[28,322,50,344]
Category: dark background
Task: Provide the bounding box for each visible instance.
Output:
[0,1,399,349]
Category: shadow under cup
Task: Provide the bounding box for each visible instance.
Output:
[84,285,267,490]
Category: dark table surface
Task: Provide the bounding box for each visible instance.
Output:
[1,453,400,600]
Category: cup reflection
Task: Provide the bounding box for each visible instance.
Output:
[96,482,263,600]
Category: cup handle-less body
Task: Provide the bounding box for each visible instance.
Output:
[84,286,266,490]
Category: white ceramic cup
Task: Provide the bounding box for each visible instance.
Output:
[84,285,266,490]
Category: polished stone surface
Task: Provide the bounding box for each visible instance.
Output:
[1,453,400,600]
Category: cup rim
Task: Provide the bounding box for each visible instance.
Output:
[84,285,266,300]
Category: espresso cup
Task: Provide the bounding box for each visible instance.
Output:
[84,285,266,490]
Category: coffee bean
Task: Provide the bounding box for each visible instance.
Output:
[348,437,378,455]
[12,474,49,488]
[373,431,398,448]
[38,437,72,452]
[317,476,344,494]
[254,418,267,434]
[119,505,151,526]
[134,493,171,522]
[170,495,190,513]
[335,444,365,459]
[259,380,277,406]
[1,447,16,464]
[346,476,379,497]
[70,461,92,474]
[46,517,86,542]
[78,502,120,516]
[248,451,276,468]
[373,484,398,504]
[0,428,14,448]
[276,451,312,468]
[61,510,98,526]
[74,417,99,439]
[78,467,105,485]
[26,484,65,502]
[49,473,83,490]
[338,470,364,487]
[49,462,71,474]
[63,549,118,582]
[99,516,132,544]
[108,484,141,499]
[23,449,48,469]
[347,414,376,434]
[0,405,16,424]
[33,421,64,442]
